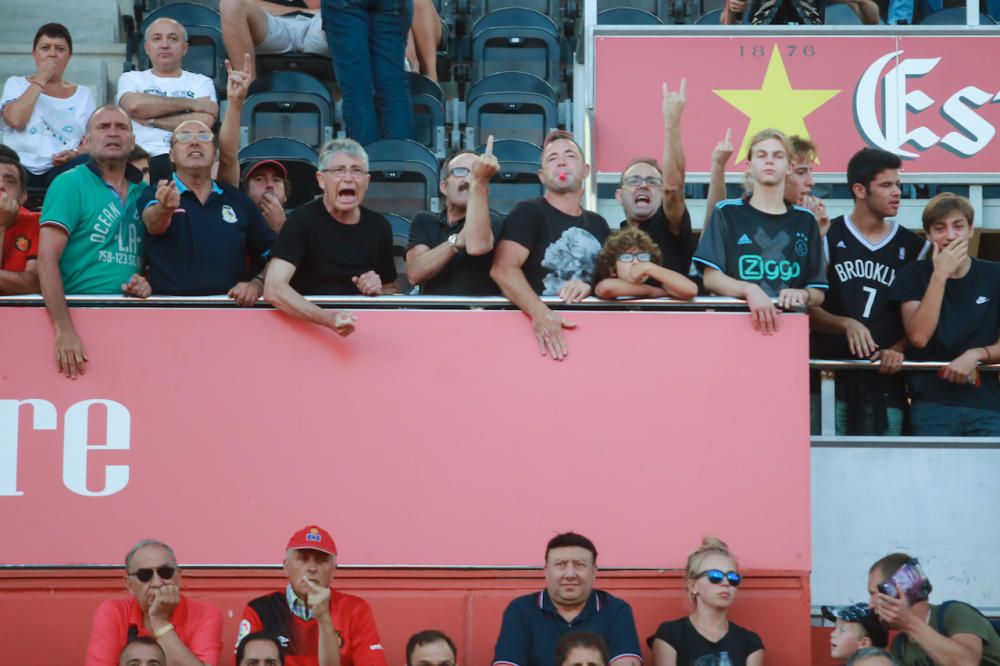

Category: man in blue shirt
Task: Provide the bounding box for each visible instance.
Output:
[141,119,274,303]
[493,533,641,666]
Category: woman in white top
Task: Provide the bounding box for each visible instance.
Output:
[0,23,96,187]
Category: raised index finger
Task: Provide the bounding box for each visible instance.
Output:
[724,127,732,144]
[224,58,233,74]
[679,77,687,98]
[484,134,494,156]
[243,52,252,73]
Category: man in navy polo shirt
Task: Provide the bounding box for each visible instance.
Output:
[140,119,274,303]
[493,532,641,666]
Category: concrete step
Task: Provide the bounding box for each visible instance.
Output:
[0,0,123,45]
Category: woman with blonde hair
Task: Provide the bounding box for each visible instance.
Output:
[648,537,764,666]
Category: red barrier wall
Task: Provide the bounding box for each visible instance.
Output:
[0,568,811,665]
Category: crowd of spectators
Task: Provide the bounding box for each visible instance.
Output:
[2,17,999,434]
[84,531,1000,666]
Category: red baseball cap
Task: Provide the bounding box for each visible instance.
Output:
[245,159,288,181]
[286,525,337,556]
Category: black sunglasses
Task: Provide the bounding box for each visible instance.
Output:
[695,569,742,587]
[128,566,176,583]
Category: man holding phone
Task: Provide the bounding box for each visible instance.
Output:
[867,552,1000,665]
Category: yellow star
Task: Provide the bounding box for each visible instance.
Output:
[714,45,841,162]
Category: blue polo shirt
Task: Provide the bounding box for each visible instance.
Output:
[493,589,642,666]
[139,174,275,295]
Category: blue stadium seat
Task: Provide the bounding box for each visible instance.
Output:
[919,7,996,22]
[472,139,543,215]
[694,7,723,22]
[138,3,226,92]
[598,7,665,22]
[409,73,448,159]
[365,139,442,219]
[382,212,414,292]
[241,71,335,150]
[238,138,321,209]
[464,72,559,150]
[470,8,562,86]
[597,0,662,15]
[473,0,558,21]
[825,3,863,22]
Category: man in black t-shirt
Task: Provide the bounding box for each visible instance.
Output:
[616,81,692,277]
[406,138,503,295]
[809,148,928,435]
[890,193,1000,436]
[490,130,610,361]
[694,128,827,335]
[264,138,400,336]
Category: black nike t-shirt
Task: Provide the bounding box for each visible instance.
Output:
[499,197,610,295]
[890,258,1000,411]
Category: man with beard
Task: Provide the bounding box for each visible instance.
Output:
[490,130,610,361]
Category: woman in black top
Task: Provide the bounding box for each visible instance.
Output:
[648,537,764,666]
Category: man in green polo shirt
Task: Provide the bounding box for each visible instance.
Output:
[38,104,151,379]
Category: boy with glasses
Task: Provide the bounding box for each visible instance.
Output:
[85,539,222,666]
[406,138,504,295]
[616,80,692,277]
[594,228,696,299]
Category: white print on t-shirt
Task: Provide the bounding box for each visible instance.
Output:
[540,226,602,295]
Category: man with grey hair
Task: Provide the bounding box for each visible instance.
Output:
[117,17,219,157]
[264,138,398,334]
[84,539,222,666]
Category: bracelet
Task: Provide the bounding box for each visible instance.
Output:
[153,622,175,639]
[29,80,44,90]
[983,346,992,363]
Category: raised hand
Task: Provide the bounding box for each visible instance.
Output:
[662,79,686,127]
[712,128,734,170]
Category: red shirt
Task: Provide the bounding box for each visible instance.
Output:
[1,207,39,272]
[239,589,388,666]
[84,595,223,666]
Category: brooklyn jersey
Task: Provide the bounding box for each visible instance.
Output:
[811,215,928,358]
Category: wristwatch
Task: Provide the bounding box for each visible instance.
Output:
[447,233,459,252]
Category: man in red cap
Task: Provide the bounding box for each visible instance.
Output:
[237,525,388,666]
[243,159,290,233]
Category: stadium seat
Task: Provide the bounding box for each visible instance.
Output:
[598,7,665,22]
[409,73,448,159]
[919,7,996,22]
[365,139,442,219]
[382,212,414,292]
[137,3,226,92]
[825,3,864,22]
[241,71,335,150]
[238,138,321,209]
[694,7,723,22]
[473,0,558,21]
[597,0,662,15]
[464,72,559,150]
[470,8,562,86]
[471,139,542,215]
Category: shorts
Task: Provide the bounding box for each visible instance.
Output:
[259,13,329,55]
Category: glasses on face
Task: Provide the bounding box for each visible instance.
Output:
[174,131,213,143]
[448,166,470,178]
[321,166,367,178]
[128,566,176,583]
[617,252,652,263]
[623,175,663,188]
[695,569,742,587]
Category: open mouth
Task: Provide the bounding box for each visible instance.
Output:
[458,183,470,193]
[336,186,357,203]
[634,193,651,205]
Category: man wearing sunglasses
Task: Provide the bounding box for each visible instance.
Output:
[140,120,275,305]
[237,525,388,666]
[406,138,503,295]
[85,539,223,666]
[616,80,693,278]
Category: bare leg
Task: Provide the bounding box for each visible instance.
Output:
[410,0,442,82]
[220,0,272,80]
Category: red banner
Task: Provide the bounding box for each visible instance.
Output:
[594,34,1000,175]
[1,307,809,569]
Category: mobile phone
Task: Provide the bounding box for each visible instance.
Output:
[878,560,932,604]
